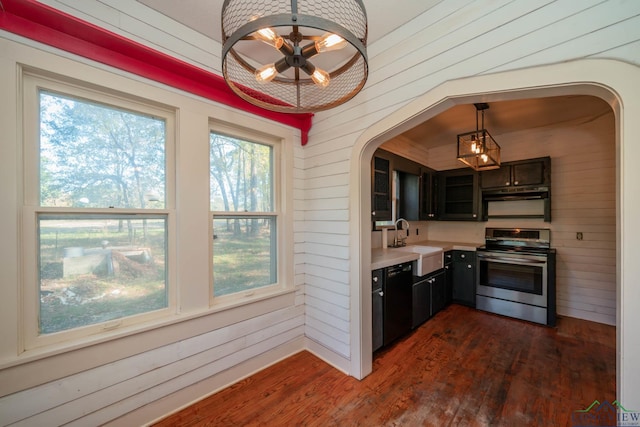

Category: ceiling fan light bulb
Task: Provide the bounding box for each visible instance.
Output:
[315,33,347,52]
[255,63,278,83]
[311,68,330,87]
[255,27,283,49]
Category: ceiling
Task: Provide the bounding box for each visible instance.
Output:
[132,1,612,153]
[396,95,612,148]
[136,0,440,45]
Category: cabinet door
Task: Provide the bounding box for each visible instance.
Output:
[419,169,437,220]
[481,157,551,189]
[372,289,383,351]
[398,171,420,221]
[430,270,447,316]
[512,161,545,186]
[372,156,391,221]
[481,167,512,188]
[438,170,481,220]
[412,278,431,329]
[452,251,476,307]
[444,251,453,305]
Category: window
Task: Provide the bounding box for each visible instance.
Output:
[210,128,279,298]
[23,72,175,349]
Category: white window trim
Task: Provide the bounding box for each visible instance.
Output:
[21,70,178,351]
[1,43,296,370]
[208,120,288,308]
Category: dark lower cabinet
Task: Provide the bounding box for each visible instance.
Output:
[444,251,453,305]
[372,268,384,352]
[430,269,447,316]
[452,250,476,307]
[412,277,431,329]
[412,268,447,329]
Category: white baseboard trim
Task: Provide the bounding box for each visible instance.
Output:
[303,336,351,375]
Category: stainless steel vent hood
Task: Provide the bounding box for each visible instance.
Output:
[482,185,550,202]
[481,186,551,221]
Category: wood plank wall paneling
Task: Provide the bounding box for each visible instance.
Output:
[39,0,222,74]
[0,306,305,425]
[398,104,616,326]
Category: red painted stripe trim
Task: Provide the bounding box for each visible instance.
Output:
[0,0,313,144]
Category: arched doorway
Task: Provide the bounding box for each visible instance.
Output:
[350,59,640,407]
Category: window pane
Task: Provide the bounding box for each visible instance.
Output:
[38,214,168,334]
[212,216,276,296]
[39,91,166,208]
[210,133,273,212]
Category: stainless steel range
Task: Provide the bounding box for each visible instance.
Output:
[476,228,556,326]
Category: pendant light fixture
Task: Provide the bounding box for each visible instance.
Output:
[457,103,501,171]
[221,0,368,113]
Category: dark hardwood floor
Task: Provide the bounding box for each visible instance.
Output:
[154,304,616,426]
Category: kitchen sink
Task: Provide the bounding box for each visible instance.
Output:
[393,245,444,276]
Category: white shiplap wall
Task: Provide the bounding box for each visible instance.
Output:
[1,0,640,424]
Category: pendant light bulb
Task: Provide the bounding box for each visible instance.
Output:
[315,33,348,52]
[310,68,330,87]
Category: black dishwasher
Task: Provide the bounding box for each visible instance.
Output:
[384,263,413,346]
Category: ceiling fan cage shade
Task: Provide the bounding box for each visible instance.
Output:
[221,0,368,113]
[457,129,501,171]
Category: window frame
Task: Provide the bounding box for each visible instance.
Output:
[21,70,177,351]
[208,121,285,306]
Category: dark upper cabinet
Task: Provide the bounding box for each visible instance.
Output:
[438,169,481,221]
[481,157,550,189]
[481,167,511,189]
[372,151,551,223]
[419,167,438,220]
[398,171,420,221]
[372,155,392,221]
[372,149,427,222]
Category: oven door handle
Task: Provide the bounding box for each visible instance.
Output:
[477,254,547,265]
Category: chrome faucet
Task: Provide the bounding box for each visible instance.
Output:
[394,218,410,247]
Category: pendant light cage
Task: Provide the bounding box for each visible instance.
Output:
[457,103,501,171]
[221,0,368,113]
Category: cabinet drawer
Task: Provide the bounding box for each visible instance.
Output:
[453,251,475,262]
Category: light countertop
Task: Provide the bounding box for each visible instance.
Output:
[371,240,482,270]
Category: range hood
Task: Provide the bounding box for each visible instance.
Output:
[482,186,550,202]
[481,185,551,221]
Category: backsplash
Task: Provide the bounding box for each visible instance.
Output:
[372,221,433,248]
